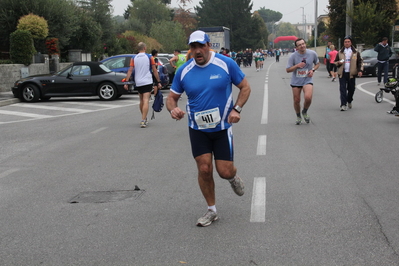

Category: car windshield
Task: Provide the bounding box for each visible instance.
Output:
[361,49,377,58]
[102,57,126,69]
[99,64,112,73]
[56,64,73,75]
[158,57,169,64]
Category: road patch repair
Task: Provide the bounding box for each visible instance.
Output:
[69,186,145,203]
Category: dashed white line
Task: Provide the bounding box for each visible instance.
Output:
[257,135,266,155]
[250,177,266,222]
[261,83,268,124]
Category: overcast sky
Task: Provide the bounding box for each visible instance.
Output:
[111,0,329,25]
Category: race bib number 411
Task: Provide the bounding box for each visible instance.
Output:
[296,68,308,77]
[194,107,221,129]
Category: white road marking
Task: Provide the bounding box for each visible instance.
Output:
[0,168,19,179]
[261,83,268,124]
[91,127,107,134]
[0,100,142,125]
[13,103,91,113]
[0,110,53,118]
[257,135,266,155]
[62,101,121,108]
[250,177,266,222]
[357,81,395,105]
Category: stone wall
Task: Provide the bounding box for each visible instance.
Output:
[0,51,91,92]
[0,59,73,92]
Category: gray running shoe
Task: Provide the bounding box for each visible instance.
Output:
[340,105,347,111]
[295,117,302,125]
[348,103,352,109]
[140,120,146,128]
[229,176,244,196]
[196,210,219,227]
[302,112,310,123]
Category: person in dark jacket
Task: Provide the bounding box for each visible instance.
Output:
[374,37,393,85]
[334,36,363,111]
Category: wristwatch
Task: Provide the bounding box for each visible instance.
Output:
[233,105,242,113]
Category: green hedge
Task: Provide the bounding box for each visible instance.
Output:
[0,60,13,64]
[10,30,36,65]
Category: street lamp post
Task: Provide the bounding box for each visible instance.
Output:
[314,0,318,48]
[301,7,305,39]
[346,0,352,37]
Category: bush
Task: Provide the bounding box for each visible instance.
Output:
[0,60,13,64]
[10,30,36,65]
[17,13,48,40]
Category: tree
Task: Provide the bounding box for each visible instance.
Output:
[0,0,81,52]
[248,12,269,49]
[328,0,397,46]
[276,22,298,37]
[308,21,327,47]
[195,0,255,50]
[173,8,198,38]
[349,0,395,46]
[150,21,187,52]
[16,13,49,52]
[17,13,48,40]
[10,30,36,65]
[122,30,162,52]
[128,0,171,35]
[273,22,299,49]
[256,8,282,23]
[67,11,102,53]
[77,0,116,57]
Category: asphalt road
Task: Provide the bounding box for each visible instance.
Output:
[1,55,399,265]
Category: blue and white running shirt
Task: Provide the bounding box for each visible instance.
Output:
[171,51,245,132]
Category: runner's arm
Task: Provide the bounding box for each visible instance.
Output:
[228,77,251,124]
[166,91,185,120]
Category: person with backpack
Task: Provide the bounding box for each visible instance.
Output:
[166,30,251,227]
[151,49,160,97]
[124,42,162,128]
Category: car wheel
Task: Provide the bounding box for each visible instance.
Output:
[21,84,40,102]
[375,91,383,103]
[373,65,378,77]
[98,82,117,100]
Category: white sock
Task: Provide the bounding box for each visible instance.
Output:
[208,205,217,213]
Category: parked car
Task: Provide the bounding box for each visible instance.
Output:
[158,56,175,85]
[101,54,169,89]
[361,48,399,77]
[12,62,129,102]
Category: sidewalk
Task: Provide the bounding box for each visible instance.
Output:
[0,91,20,107]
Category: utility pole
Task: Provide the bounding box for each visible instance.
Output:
[301,7,306,40]
[314,0,318,48]
[345,0,352,37]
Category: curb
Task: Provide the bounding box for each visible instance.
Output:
[0,98,20,107]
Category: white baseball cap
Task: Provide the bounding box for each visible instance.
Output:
[188,30,210,45]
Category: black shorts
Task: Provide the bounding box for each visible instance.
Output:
[290,83,313,88]
[188,127,234,161]
[135,84,152,94]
